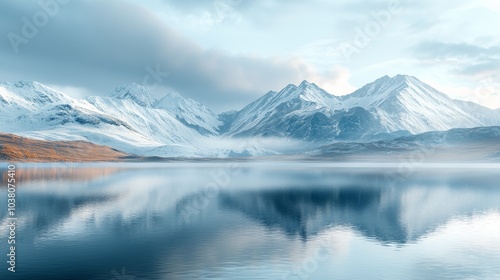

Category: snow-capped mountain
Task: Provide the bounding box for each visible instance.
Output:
[84,95,200,148]
[0,82,218,157]
[105,83,221,135]
[342,75,483,134]
[224,81,341,135]
[155,91,221,135]
[107,83,158,107]
[221,80,373,141]
[453,99,500,127]
[223,75,500,141]
[0,81,70,110]
[1,75,500,158]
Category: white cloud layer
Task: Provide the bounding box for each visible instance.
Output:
[1,0,499,109]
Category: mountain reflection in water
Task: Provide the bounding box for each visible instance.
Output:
[0,163,499,280]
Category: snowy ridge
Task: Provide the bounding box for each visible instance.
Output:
[1,75,500,158]
[155,91,221,135]
[0,81,70,110]
[223,75,500,138]
[0,82,210,157]
[453,99,500,126]
[224,80,342,137]
[107,83,221,135]
[107,83,158,107]
[342,75,482,133]
[84,96,200,144]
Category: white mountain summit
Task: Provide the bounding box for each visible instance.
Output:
[1,75,499,157]
[342,75,482,133]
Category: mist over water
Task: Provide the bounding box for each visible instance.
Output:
[1,163,499,280]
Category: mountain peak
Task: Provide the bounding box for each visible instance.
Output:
[299,80,312,87]
[263,80,338,107]
[0,80,69,107]
[153,90,222,135]
[281,83,297,93]
[393,74,410,79]
[280,80,331,98]
[369,74,418,85]
[11,80,39,88]
[348,74,423,100]
[155,91,187,110]
[388,74,422,85]
[298,80,324,91]
[162,91,185,101]
[2,80,56,91]
[107,83,156,107]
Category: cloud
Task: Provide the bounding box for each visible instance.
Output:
[414,41,500,79]
[0,0,337,112]
[413,40,500,108]
[415,41,500,60]
[1,0,499,111]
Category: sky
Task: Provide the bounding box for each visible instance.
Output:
[1,0,499,112]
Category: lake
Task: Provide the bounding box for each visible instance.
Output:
[1,162,500,280]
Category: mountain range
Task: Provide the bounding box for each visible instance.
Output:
[1,75,499,158]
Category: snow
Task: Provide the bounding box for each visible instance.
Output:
[1,75,500,158]
[0,81,70,111]
[106,83,157,108]
[155,91,221,135]
[225,80,343,135]
[0,82,206,157]
[341,75,483,133]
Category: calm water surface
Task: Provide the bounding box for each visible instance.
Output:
[0,162,499,280]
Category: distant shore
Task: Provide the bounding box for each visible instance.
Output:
[2,132,500,163]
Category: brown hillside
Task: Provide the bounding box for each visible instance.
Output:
[0,133,128,162]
